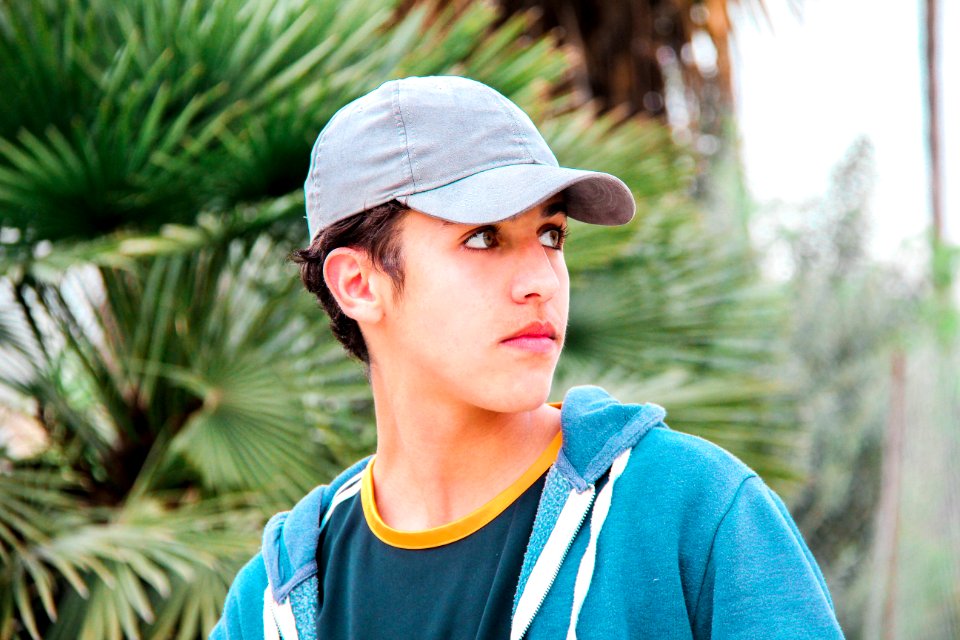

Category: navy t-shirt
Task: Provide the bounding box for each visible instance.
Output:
[315,433,560,639]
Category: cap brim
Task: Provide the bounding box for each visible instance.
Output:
[397,163,635,226]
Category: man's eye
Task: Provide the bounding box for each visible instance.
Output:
[539,227,566,249]
[464,228,498,249]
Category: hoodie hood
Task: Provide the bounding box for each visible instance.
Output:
[555,386,666,491]
[263,456,370,603]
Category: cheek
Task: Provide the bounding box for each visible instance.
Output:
[555,257,571,303]
[400,261,489,331]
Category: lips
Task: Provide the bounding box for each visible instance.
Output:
[503,321,557,341]
[500,321,559,353]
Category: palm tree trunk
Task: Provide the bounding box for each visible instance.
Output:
[865,351,907,639]
[925,0,942,252]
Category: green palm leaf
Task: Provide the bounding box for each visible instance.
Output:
[0,0,799,636]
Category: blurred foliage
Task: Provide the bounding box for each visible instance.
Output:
[889,332,960,640]
[762,140,923,637]
[1,0,798,637]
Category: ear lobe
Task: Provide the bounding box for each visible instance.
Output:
[323,248,385,324]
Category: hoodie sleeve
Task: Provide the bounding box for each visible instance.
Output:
[210,553,269,640]
[691,476,845,639]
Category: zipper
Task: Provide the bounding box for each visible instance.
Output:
[513,486,596,640]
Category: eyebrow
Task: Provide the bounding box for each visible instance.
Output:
[543,201,567,217]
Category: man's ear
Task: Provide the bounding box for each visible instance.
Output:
[323,247,387,324]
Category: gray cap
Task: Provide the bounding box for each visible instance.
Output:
[304,76,635,241]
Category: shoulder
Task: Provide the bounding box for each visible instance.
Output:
[212,458,371,637]
[210,553,268,639]
[602,419,842,634]
[265,457,370,599]
[608,426,763,550]
[630,426,757,494]
[691,462,841,635]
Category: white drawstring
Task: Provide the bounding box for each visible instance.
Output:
[264,585,301,640]
[263,586,280,640]
[319,473,362,532]
[566,448,633,640]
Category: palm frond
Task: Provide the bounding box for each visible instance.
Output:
[0,0,806,637]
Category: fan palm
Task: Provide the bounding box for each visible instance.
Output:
[0,0,795,637]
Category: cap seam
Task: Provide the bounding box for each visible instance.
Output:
[392,157,545,198]
[306,114,334,237]
[393,81,417,193]
[494,91,537,162]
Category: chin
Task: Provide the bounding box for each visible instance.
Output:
[471,373,555,414]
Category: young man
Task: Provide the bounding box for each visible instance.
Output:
[211,76,844,639]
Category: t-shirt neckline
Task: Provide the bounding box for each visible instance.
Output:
[360,430,562,550]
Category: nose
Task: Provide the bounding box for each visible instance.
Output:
[510,242,563,303]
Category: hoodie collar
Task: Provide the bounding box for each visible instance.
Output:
[555,386,666,491]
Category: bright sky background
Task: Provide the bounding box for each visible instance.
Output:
[732,0,957,261]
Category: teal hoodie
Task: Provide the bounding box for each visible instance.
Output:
[211,386,843,639]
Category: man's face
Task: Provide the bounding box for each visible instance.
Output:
[369,196,570,413]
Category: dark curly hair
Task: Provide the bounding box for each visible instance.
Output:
[291,200,408,363]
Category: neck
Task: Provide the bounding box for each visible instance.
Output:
[367,367,560,531]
